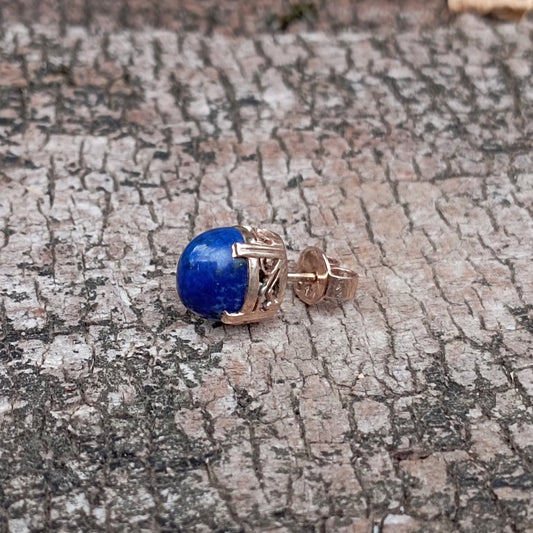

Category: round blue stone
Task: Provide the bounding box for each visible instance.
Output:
[177,227,248,320]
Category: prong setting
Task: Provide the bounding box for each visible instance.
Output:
[221,227,288,325]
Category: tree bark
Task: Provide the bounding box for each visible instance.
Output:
[0,1,532,532]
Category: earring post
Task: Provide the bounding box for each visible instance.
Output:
[287,272,317,283]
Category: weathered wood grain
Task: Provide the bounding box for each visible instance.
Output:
[0,1,532,532]
[449,0,533,20]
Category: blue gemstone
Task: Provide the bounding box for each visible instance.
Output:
[177,227,248,320]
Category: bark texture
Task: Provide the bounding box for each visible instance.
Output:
[0,1,532,532]
[449,0,533,20]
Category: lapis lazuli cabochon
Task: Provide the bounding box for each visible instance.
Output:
[177,227,248,320]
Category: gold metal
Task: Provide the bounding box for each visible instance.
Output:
[287,272,317,282]
[222,227,288,325]
[221,227,358,325]
[291,247,358,305]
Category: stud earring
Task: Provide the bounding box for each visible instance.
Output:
[176,226,358,325]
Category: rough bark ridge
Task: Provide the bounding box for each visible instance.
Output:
[0,2,532,532]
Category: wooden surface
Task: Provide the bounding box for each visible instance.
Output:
[1,1,532,532]
[449,0,533,20]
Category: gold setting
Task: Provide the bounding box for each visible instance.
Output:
[221,226,359,325]
[222,227,288,325]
